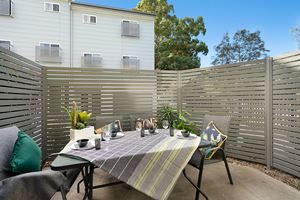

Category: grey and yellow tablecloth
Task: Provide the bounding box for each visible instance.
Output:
[65,130,201,200]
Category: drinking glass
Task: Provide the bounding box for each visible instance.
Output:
[103,130,111,144]
[162,120,169,130]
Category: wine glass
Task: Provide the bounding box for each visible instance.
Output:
[162,120,169,130]
[103,129,111,150]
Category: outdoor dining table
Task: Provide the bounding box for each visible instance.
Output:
[51,129,211,200]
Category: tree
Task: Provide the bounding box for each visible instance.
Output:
[232,29,269,63]
[211,33,233,65]
[211,29,269,65]
[135,0,208,70]
[290,28,300,49]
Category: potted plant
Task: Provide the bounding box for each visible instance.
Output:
[158,105,178,136]
[173,111,197,137]
[144,117,158,134]
[64,101,94,140]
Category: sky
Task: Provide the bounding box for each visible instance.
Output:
[76,0,300,67]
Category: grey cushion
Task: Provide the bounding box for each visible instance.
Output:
[190,115,231,167]
[202,115,231,135]
[0,126,19,181]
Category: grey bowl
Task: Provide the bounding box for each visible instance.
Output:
[77,139,89,148]
[181,131,190,137]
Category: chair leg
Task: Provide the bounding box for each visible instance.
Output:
[220,149,233,185]
[77,169,85,193]
[60,186,67,200]
[195,156,205,200]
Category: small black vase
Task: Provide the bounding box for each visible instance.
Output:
[170,127,174,137]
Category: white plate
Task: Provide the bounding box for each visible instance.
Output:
[111,132,125,139]
[176,132,198,140]
[70,140,95,150]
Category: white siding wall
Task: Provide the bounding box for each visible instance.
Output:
[0,0,71,67]
[0,1,154,69]
[71,5,154,70]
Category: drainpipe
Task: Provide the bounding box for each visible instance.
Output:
[69,1,73,68]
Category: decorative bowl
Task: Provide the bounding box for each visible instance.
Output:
[76,139,89,148]
[181,131,190,138]
[111,131,118,137]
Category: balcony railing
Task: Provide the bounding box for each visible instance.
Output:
[0,0,13,16]
[81,56,102,67]
[35,46,62,63]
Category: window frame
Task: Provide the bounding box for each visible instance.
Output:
[38,42,60,57]
[0,0,13,16]
[122,55,140,69]
[44,2,60,13]
[82,14,97,24]
[0,39,12,51]
[121,19,140,38]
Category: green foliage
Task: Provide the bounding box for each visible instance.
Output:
[64,102,92,130]
[158,105,197,133]
[212,29,269,65]
[211,33,233,65]
[157,105,178,127]
[290,28,300,49]
[135,0,208,70]
[173,111,197,134]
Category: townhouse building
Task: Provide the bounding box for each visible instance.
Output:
[0,0,155,69]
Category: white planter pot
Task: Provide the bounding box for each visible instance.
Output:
[174,129,183,136]
[70,126,95,141]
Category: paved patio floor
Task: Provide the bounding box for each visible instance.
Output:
[52,162,300,200]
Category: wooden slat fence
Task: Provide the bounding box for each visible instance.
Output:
[44,67,157,155]
[0,47,43,149]
[1,46,300,178]
[180,60,267,164]
[272,50,300,177]
[156,70,179,109]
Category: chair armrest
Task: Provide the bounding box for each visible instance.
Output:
[0,170,67,200]
[41,153,61,170]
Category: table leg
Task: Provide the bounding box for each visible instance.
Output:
[82,166,89,200]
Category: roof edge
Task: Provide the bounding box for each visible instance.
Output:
[71,2,156,17]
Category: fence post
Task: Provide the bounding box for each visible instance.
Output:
[265,57,273,169]
[177,71,182,112]
[41,67,47,160]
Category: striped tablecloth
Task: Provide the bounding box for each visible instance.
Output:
[65,130,201,200]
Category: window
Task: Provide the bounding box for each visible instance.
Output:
[83,15,97,24]
[40,43,59,57]
[0,40,11,51]
[122,56,140,69]
[82,53,102,67]
[0,0,12,16]
[121,20,140,37]
[44,2,60,12]
[36,43,61,63]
